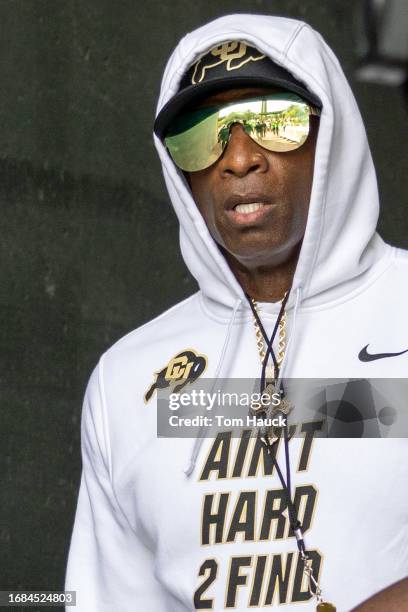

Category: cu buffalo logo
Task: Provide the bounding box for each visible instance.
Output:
[144,349,207,403]
[191,42,266,84]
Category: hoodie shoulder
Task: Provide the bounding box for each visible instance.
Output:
[103,291,201,359]
[93,291,211,414]
[394,246,408,264]
[381,246,408,298]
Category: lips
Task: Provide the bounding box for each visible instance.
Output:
[234,202,267,214]
[224,193,275,225]
[224,193,273,210]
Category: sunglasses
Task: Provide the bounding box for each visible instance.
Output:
[164,93,321,173]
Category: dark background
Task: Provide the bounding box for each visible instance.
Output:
[0,0,406,605]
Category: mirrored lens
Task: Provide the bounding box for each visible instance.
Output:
[217,95,310,153]
[165,109,223,172]
[165,94,312,172]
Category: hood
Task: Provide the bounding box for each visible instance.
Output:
[153,13,385,312]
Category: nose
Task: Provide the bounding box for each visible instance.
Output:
[218,123,269,178]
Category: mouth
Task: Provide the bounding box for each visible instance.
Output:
[224,194,275,225]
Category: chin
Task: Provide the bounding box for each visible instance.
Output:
[223,229,304,264]
[225,241,290,266]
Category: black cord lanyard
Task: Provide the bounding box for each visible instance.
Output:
[246,292,306,555]
[245,295,335,608]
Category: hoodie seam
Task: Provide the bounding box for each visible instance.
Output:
[303,168,330,297]
[281,23,307,58]
[98,354,113,478]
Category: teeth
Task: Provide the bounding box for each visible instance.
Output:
[234,202,266,214]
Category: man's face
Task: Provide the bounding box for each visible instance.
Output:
[186,87,319,270]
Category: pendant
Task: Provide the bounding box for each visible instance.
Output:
[249,380,293,444]
[317,603,336,611]
[265,364,275,380]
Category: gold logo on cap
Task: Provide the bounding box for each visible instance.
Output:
[191,42,266,84]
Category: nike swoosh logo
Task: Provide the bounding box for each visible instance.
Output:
[358,344,408,362]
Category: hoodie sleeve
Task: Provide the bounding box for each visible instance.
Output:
[65,362,167,612]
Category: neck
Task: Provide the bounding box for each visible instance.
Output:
[224,245,300,302]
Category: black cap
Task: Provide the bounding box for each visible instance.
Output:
[154,41,321,139]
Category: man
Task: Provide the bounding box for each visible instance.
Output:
[65,14,408,611]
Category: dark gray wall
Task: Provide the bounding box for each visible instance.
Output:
[0,0,406,604]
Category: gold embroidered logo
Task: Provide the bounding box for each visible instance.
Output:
[191,42,266,84]
[144,349,207,403]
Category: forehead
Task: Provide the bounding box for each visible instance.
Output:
[189,86,288,110]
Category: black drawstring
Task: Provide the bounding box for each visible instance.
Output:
[264,436,304,550]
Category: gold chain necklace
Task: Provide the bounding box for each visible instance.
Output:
[250,297,287,378]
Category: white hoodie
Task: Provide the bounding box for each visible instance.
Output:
[65,14,408,612]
